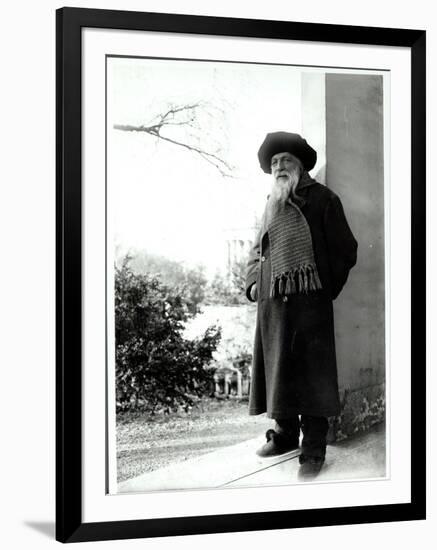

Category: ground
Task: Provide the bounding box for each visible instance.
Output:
[118,421,386,493]
[117,397,272,482]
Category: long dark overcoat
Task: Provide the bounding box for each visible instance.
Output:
[246,178,358,419]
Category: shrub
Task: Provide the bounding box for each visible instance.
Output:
[115,259,221,413]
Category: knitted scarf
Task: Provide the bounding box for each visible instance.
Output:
[262,173,323,298]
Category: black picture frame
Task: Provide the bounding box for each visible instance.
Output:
[56,6,426,543]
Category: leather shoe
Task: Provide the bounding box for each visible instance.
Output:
[298,454,325,480]
[256,429,299,459]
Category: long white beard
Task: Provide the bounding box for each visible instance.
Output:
[265,167,301,225]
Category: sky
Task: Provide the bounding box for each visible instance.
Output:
[107,56,305,278]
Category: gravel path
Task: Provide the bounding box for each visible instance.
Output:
[117,399,272,483]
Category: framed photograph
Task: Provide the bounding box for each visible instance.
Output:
[56,7,426,543]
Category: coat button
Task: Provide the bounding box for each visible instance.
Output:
[261,256,266,262]
[283,296,288,302]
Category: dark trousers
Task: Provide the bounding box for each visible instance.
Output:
[275,415,329,458]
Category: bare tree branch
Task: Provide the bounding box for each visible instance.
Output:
[113,102,234,178]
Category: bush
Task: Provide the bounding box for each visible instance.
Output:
[115,259,221,413]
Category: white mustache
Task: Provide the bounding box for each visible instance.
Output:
[274,169,295,178]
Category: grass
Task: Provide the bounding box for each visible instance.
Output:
[116,397,272,483]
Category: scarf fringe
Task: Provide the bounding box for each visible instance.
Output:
[270,264,322,297]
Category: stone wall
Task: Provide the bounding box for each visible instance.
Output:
[328,384,386,442]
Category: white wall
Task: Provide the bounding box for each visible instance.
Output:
[301,73,327,183]
[0,1,434,549]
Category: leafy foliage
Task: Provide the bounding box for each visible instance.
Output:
[128,251,207,315]
[115,259,221,413]
[205,257,248,306]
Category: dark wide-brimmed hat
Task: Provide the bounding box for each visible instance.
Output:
[258,131,317,173]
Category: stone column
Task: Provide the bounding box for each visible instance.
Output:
[301,72,386,438]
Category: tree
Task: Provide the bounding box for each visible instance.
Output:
[127,251,208,315]
[204,256,249,306]
[114,102,234,177]
[115,259,221,414]
[230,256,249,296]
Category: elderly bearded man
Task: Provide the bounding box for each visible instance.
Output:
[246,132,358,479]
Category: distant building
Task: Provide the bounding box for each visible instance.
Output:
[223,216,261,281]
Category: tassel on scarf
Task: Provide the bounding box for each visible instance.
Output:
[279,276,285,295]
[309,266,317,291]
[302,268,309,293]
[298,270,304,293]
[271,263,322,299]
[291,272,297,293]
[285,273,293,295]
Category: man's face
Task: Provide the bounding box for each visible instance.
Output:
[270,152,302,183]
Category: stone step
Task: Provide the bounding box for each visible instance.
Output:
[117,423,385,494]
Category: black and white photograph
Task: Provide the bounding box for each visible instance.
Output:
[52,6,426,544]
[106,56,387,494]
[0,0,432,547]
